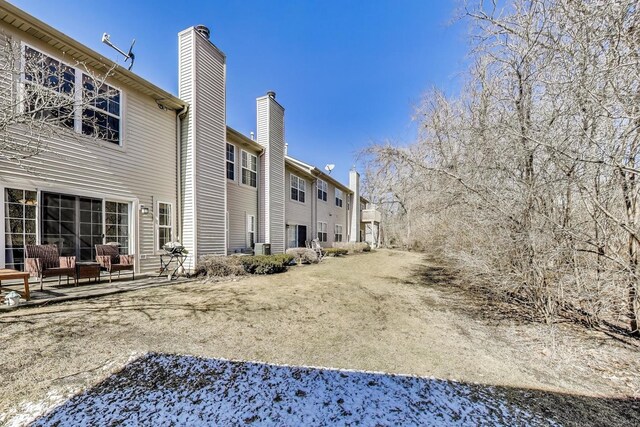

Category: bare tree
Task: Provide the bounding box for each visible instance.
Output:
[0,31,117,168]
[362,0,640,335]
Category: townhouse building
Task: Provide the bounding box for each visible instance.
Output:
[0,1,380,276]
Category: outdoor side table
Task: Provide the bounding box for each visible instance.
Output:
[0,268,30,301]
[158,254,188,279]
[76,262,101,284]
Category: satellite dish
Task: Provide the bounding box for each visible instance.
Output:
[324,164,335,174]
[101,32,136,70]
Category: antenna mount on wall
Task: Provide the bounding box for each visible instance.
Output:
[101,33,136,70]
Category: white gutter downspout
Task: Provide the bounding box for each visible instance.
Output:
[176,104,189,249]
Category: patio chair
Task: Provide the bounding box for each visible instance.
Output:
[309,238,324,261]
[95,244,135,283]
[25,244,77,290]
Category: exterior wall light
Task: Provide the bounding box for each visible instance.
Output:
[140,205,150,215]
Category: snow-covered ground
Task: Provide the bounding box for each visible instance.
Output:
[29,353,556,426]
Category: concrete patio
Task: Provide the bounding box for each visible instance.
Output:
[0,274,194,311]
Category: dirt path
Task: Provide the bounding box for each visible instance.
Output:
[1,250,638,425]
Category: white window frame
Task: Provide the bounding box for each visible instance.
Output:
[290,173,306,203]
[20,43,124,149]
[241,150,258,188]
[21,44,76,129]
[157,201,174,251]
[2,187,39,270]
[317,221,328,242]
[247,214,256,248]
[317,179,328,202]
[335,189,343,207]
[81,72,122,145]
[226,143,235,181]
[335,224,343,242]
[104,200,131,254]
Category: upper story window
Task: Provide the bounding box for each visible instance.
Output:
[23,46,75,128]
[291,174,306,203]
[82,74,121,144]
[242,150,257,188]
[226,143,235,180]
[22,45,122,145]
[335,189,343,207]
[317,179,328,202]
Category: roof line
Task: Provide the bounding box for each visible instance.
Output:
[285,155,352,194]
[0,0,186,110]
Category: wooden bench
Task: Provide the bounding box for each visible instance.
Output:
[0,268,30,301]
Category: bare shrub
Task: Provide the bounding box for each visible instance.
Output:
[195,255,246,277]
[286,248,319,264]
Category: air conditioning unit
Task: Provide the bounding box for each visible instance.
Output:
[254,243,271,255]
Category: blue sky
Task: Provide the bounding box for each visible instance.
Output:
[11,1,468,183]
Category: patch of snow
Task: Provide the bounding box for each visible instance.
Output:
[2,389,69,427]
[27,353,558,426]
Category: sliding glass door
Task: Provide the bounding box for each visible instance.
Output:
[41,192,104,261]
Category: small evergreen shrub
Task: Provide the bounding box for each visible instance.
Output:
[195,255,246,277]
[324,248,348,257]
[241,254,295,274]
[286,247,319,264]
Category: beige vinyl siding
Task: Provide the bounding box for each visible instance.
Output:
[193,32,226,256]
[315,181,347,248]
[284,166,312,243]
[256,97,268,244]
[226,142,259,252]
[178,28,195,263]
[256,95,285,253]
[267,101,285,253]
[0,28,178,274]
[178,27,227,260]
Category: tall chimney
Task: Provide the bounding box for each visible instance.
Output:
[349,169,361,242]
[256,91,285,253]
[178,26,227,259]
